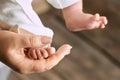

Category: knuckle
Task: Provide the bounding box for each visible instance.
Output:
[29,36,41,47]
[29,36,35,46]
[21,38,31,47]
[20,35,35,48]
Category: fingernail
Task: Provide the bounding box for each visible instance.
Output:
[41,36,52,44]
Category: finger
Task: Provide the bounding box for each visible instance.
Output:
[27,53,32,59]
[40,49,49,58]
[51,47,56,54]
[30,49,38,60]
[37,49,42,60]
[36,49,42,59]
[26,45,72,73]
[46,47,56,56]
[19,35,52,48]
[45,44,72,69]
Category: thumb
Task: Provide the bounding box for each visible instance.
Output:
[19,35,52,48]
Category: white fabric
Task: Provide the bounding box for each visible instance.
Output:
[16,0,43,25]
[16,0,53,37]
[0,0,53,37]
[0,62,11,80]
[47,0,79,9]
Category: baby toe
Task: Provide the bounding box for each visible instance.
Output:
[92,13,100,21]
[100,16,108,25]
[100,24,105,29]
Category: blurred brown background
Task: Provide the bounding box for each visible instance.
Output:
[8,0,120,80]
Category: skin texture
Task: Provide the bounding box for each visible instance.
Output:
[62,0,108,31]
[0,30,72,74]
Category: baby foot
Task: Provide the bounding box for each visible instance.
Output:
[65,13,108,31]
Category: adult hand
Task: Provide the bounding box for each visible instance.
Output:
[0,30,72,74]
